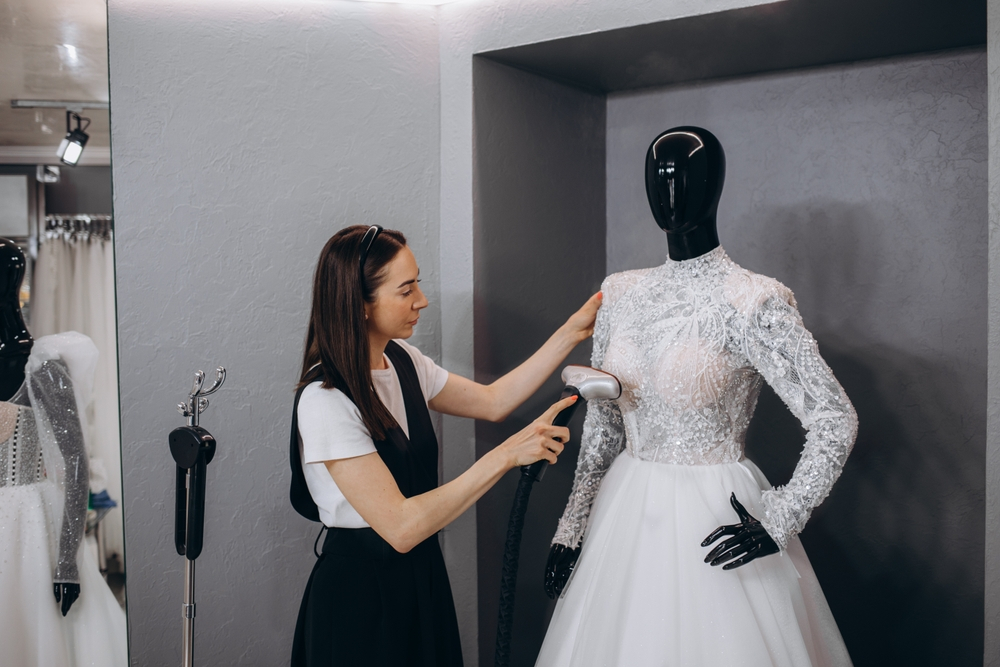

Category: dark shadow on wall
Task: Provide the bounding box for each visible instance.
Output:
[474,299,592,667]
[473,56,606,667]
[743,201,985,666]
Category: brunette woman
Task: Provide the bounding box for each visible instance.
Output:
[290,225,600,666]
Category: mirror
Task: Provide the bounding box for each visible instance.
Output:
[0,0,127,664]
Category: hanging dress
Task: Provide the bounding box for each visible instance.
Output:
[0,332,128,667]
[290,340,463,667]
[537,247,857,667]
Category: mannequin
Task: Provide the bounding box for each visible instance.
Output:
[0,238,80,613]
[545,128,777,592]
[535,128,856,666]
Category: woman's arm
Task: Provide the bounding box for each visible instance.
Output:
[429,292,602,422]
[327,395,576,553]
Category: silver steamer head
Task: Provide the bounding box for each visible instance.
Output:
[560,365,622,401]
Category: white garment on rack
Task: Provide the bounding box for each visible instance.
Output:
[538,247,857,667]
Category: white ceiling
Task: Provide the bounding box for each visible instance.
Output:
[0,0,109,151]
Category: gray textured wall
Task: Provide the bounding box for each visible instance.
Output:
[606,48,987,666]
[987,1,1000,662]
[472,58,606,667]
[107,1,440,664]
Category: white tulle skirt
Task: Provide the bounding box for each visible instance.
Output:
[0,484,128,667]
[536,453,853,667]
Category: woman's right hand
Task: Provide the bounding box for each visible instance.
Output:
[498,395,576,468]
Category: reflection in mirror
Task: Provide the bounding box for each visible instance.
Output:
[0,0,128,665]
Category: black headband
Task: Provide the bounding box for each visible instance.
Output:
[359,225,382,286]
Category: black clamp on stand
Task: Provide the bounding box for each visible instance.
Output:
[169,367,226,667]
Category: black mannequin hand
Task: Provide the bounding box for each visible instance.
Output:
[544,544,581,599]
[701,493,779,570]
[54,583,80,616]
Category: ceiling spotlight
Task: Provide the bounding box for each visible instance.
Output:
[56,111,90,166]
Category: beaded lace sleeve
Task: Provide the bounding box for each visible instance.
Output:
[740,281,858,550]
[30,360,89,585]
[551,280,627,549]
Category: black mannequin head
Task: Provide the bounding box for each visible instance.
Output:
[0,238,32,400]
[645,126,725,260]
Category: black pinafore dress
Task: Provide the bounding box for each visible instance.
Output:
[289,341,463,667]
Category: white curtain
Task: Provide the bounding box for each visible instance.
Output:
[32,232,123,565]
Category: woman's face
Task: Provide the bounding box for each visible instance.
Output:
[366,245,428,342]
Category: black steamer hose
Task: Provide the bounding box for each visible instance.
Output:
[494,387,582,667]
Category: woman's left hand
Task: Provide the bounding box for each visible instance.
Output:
[561,292,602,344]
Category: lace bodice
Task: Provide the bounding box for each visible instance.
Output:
[0,404,44,486]
[552,247,858,550]
[4,354,91,586]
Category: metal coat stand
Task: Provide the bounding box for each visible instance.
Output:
[169,367,226,667]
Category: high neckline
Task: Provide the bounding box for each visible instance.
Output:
[664,245,728,277]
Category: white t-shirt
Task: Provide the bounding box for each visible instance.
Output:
[297,339,449,528]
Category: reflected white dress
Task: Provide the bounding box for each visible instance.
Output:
[537,248,857,667]
[0,333,127,667]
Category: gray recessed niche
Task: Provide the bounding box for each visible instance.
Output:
[472,3,986,666]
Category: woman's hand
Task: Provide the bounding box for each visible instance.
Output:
[498,395,576,468]
[429,294,602,423]
[559,292,602,345]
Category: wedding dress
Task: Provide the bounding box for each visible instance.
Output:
[0,332,127,667]
[536,247,857,666]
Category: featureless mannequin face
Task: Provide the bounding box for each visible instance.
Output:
[365,245,428,365]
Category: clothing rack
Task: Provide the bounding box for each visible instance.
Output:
[44,215,114,242]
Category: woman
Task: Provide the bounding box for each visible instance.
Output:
[290,225,600,666]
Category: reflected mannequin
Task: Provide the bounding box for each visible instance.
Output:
[0,238,32,400]
[0,238,81,614]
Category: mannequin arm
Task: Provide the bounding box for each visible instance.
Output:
[741,285,858,549]
[31,360,89,611]
[549,277,623,550]
[550,398,625,549]
[429,292,601,422]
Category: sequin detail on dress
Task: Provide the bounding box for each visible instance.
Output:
[6,358,89,585]
[0,405,44,486]
[552,247,858,551]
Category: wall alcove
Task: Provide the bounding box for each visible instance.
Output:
[472,2,986,665]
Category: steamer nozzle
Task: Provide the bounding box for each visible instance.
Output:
[522,365,622,483]
[561,365,622,402]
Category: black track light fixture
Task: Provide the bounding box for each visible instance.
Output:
[56,110,90,166]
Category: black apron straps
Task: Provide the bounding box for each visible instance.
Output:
[289,341,440,522]
[291,342,463,667]
[383,341,440,496]
[289,377,321,522]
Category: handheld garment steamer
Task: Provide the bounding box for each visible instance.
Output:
[494,365,621,667]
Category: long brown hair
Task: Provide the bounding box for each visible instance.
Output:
[299,225,408,441]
